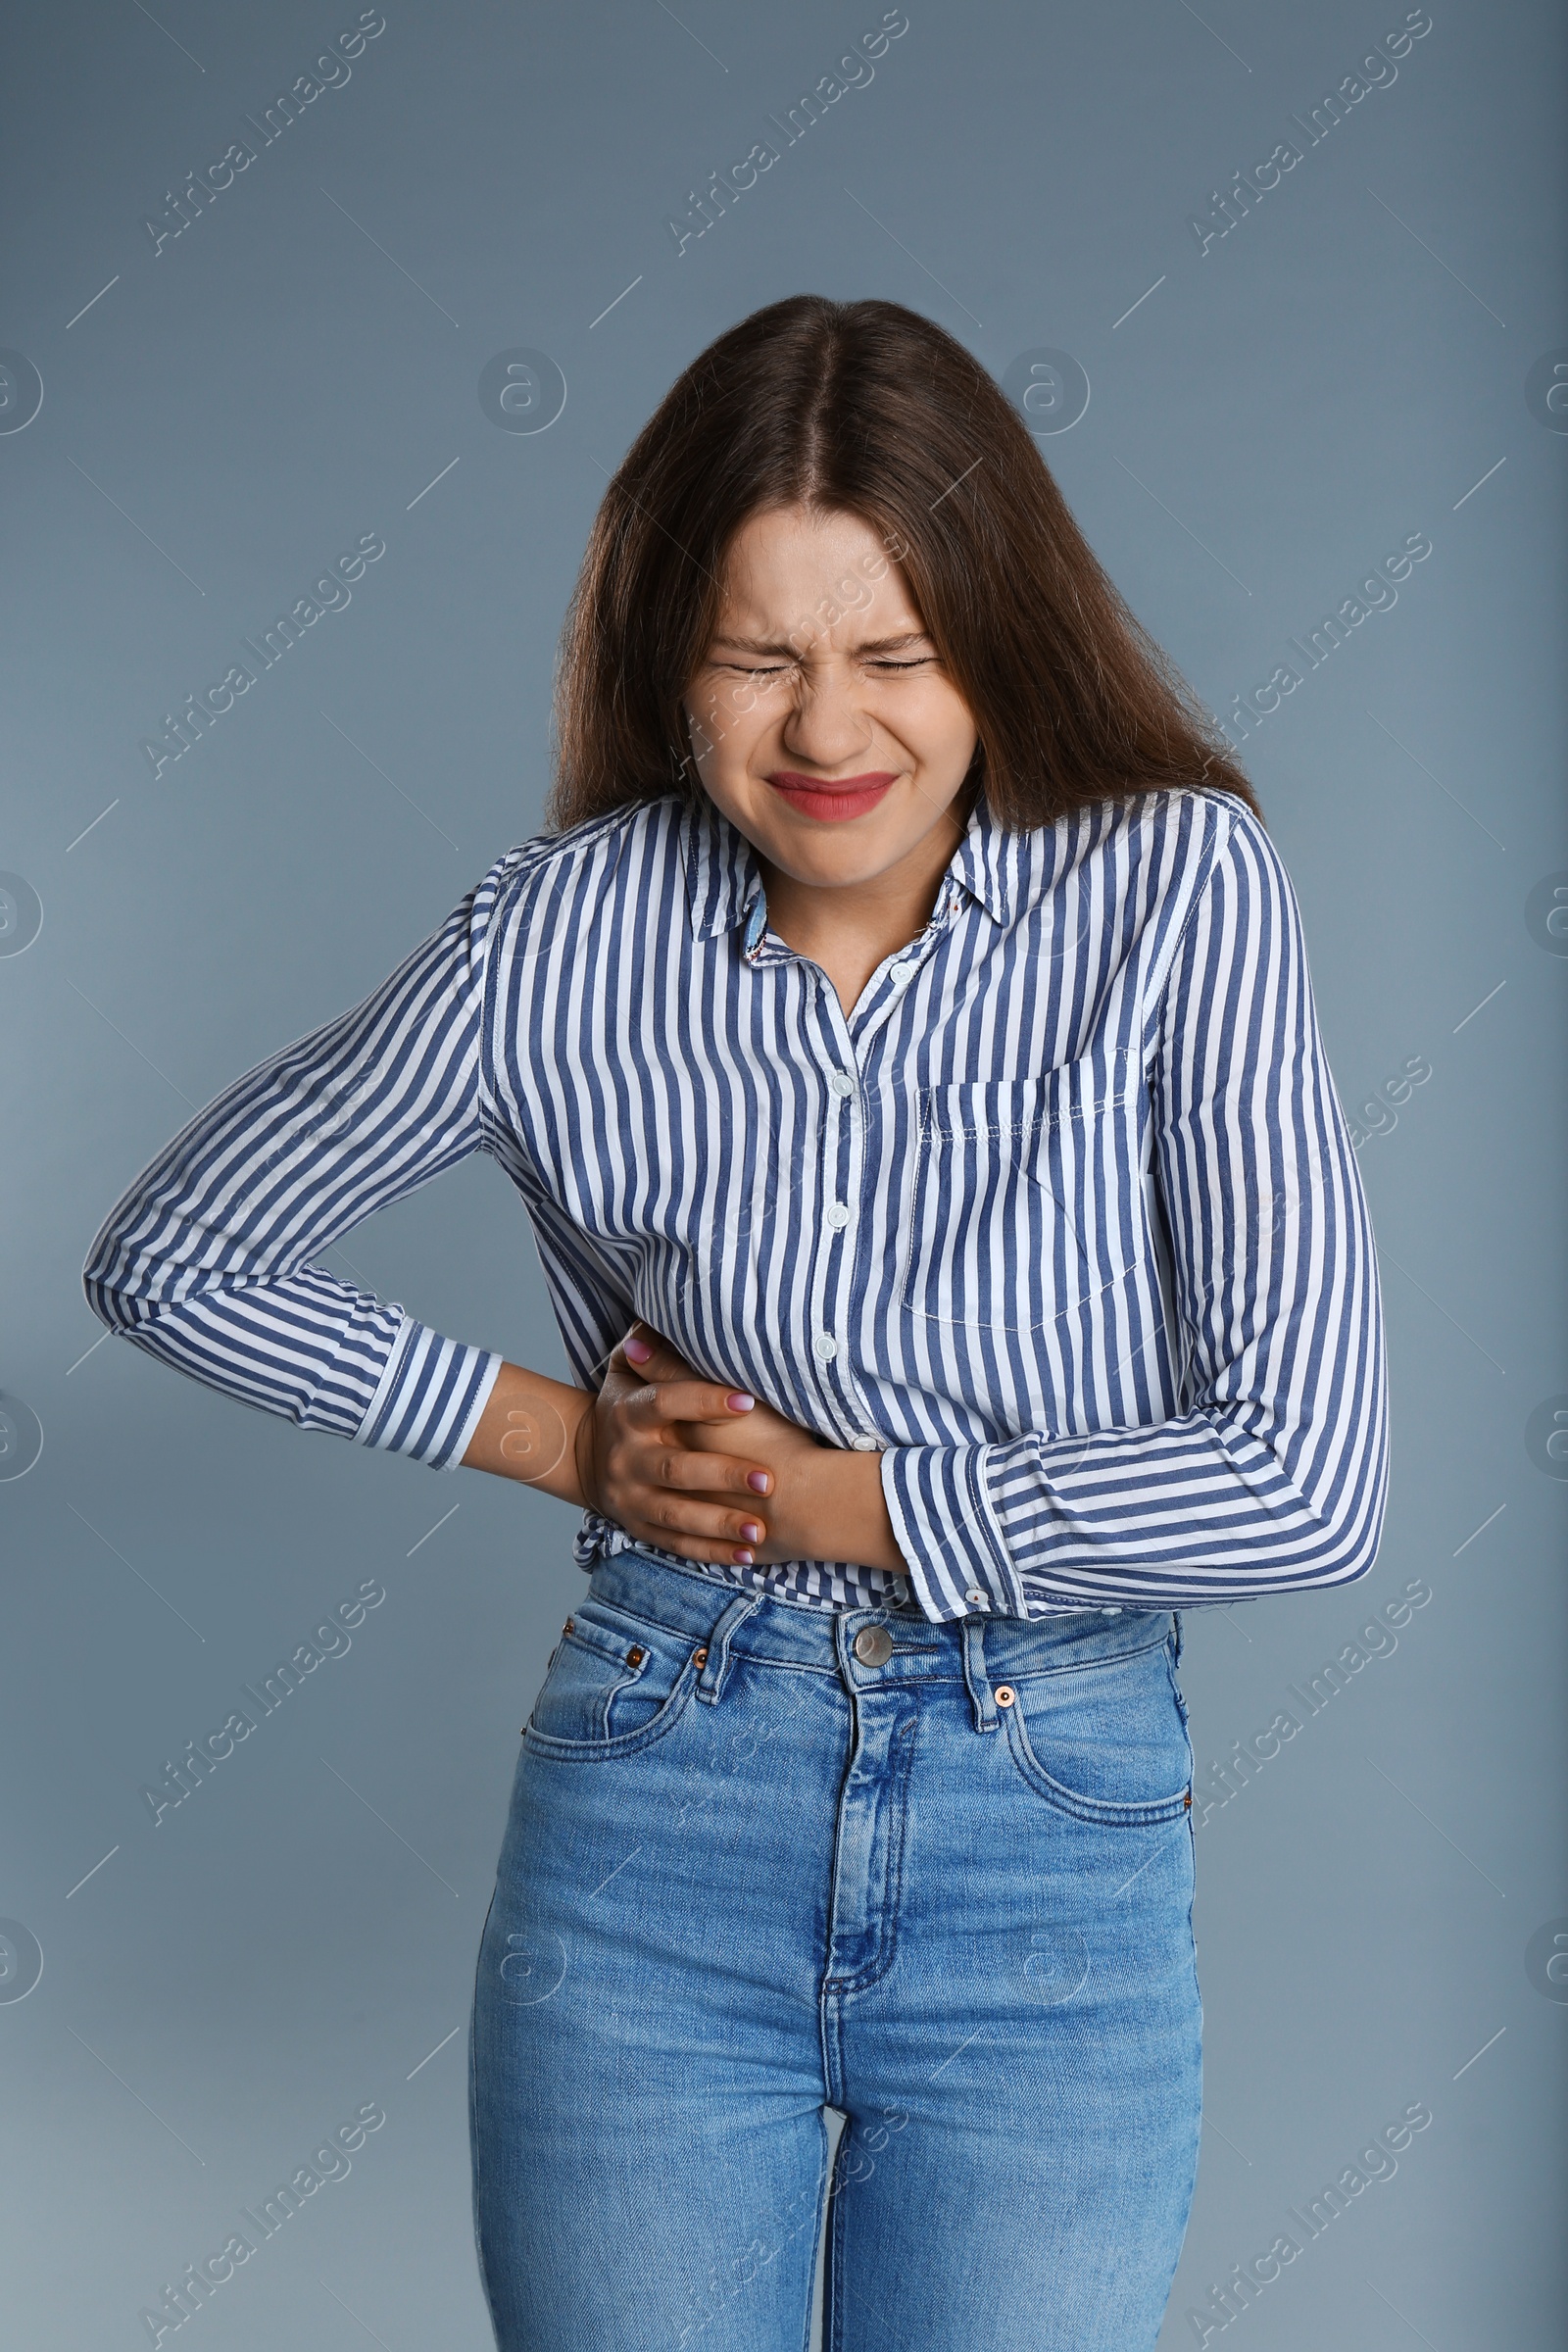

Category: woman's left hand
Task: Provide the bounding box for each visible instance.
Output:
[579,1323,827,1567]
[585,1326,906,1580]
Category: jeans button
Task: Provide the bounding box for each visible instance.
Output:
[854,1626,894,1666]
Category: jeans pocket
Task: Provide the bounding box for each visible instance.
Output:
[1000,1638,1194,1826]
[522,1595,699,1759]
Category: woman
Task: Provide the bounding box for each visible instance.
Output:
[83,296,1388,2350]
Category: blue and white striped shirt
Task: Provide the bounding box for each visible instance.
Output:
[82,783,1388,1623]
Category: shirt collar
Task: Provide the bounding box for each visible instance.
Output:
[680,784,1019,940]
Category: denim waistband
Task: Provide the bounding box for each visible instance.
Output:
[586,1545,1176,1688]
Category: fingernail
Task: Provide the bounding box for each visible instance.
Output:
[747,1470,769,1494]
[625,1339,652,1362]
[740,1522,762,1543]
[727,1392,755,1410]
[733,1547,755,1565]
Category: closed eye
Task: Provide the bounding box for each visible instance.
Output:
[717,656,934,676]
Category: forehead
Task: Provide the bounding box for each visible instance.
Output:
[715,504,922,632]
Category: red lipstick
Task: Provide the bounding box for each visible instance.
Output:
[765,769,898,822]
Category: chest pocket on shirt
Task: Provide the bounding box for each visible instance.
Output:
[901,1051,1146,1333]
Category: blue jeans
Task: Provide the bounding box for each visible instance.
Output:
[469,1547,1202,2350]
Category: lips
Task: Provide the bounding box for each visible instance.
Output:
[765,770,898,822]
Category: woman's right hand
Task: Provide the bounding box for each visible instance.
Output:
[574,1329,783,1568]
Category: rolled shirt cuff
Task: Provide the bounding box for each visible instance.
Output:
[879,1443,1024,1623]
[355,1312,506,1470]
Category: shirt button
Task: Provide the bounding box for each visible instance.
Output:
[850,1434,879,1451]
[814,1333,839,1362]
[825,1201,851,1229]
[828,1071,855,1098]
[965,1590,988,1609]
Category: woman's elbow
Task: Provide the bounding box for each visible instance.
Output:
[1304,1455,1390,1592]
[80,1243,148,1337]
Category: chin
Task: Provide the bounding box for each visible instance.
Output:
[779,832,901,882]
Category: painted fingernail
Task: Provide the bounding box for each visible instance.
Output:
[625,1339,652,1362]
[740,1522,762,1543]
[733,1547,755,1565]
[747,1470,769,1494]
[727,1392,755,1410]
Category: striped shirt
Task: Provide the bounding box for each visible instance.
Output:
[82,782,1388,1623]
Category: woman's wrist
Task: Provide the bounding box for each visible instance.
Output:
[459,1359,595,1506]
[781,1444,909,1578]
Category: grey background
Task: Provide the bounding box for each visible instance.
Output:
[2,1,1564,2344]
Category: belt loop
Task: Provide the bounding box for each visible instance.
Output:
[961,1619,997,1734]
[696,1592,763,1705]
[1171,1609,1184,1667]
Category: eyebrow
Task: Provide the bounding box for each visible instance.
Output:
[708,629,933,658]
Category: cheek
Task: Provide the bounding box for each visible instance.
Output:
[691,682,770,760]
[894,680,978,770]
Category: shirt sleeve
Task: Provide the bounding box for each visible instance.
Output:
[79,851,530,1472]
[880,802,1390,1618]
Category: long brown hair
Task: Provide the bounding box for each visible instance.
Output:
[548,295,1261,832]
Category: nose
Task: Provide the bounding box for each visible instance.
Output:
[780,666,873,771]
